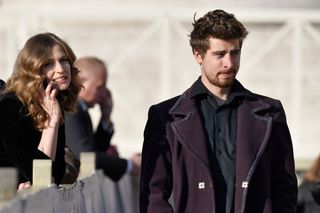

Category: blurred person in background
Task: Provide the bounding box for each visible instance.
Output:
[0,32,82,189]
[0,79,5,91]
[297,154,320,213]
[313,183,320,206]
[65,56,141,182]
[140,9,297,213]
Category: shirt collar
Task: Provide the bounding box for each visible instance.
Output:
[191,77,251,101]
[78,99,89,111]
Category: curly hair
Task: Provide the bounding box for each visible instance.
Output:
[189,9,248,56]
[5,32,82,129]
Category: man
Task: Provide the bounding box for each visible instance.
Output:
[313,182,320,205]
[65,57,140,181]
[140,10,297,213]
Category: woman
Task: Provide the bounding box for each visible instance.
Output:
[297,154,320,213]
[0,32,82,189]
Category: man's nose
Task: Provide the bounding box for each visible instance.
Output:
[223,54,233,68]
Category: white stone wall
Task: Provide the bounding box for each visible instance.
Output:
[0,2,320,168]
[1,0,320,8]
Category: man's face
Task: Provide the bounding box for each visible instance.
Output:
[195,37,241,90]
[80,65,107,108]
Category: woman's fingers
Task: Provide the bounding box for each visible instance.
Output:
[18,181,31,191]
[45,81,53,98]
[50,88,58,99]
[44,81,59,100]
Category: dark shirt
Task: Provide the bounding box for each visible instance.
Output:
[65,100,114,159]
[64,100,128,182]
[191,78,247,213]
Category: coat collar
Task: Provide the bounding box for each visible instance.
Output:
[169,79,273,118]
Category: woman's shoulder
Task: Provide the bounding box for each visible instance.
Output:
[0,92,25,117]
[0,92,22,106]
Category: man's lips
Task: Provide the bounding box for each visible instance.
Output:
[218,71,235,77]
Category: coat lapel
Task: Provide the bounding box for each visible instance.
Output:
[169,91,211,169]
[235,98,273,212]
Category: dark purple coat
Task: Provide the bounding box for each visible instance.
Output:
[140,81,297,213]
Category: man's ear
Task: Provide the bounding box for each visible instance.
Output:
[194,50,203,65]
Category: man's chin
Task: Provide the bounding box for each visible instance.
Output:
[215,79,234,88]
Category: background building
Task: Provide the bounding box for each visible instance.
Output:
[1,0,320,170]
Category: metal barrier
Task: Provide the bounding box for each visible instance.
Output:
[0,153,139,213]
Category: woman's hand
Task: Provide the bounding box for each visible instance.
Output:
[38,81,61,160]
[18,181,31,191]
[41,81,61,128]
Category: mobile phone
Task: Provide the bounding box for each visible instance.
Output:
[43,79,49,88]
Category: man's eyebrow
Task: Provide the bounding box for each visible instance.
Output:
[211,50,226,54]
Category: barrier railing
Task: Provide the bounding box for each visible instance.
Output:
[0,152,139,213]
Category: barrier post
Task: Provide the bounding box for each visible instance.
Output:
[32,159,52,189]
[78,152,96,179]
[0,168,17,207]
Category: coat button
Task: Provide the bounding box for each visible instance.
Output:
[198,182,205,189]
[241,181,248,188]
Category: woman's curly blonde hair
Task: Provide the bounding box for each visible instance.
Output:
[5,32,82,130]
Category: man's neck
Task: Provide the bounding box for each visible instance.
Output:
[215,89,230,101]
[201,79,231,101]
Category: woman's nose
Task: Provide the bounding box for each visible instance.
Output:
[55,62,64,73]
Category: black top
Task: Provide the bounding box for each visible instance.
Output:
[191,78,248,213]
[0,93,66,185]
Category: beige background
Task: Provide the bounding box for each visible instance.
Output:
[0,0,320,169]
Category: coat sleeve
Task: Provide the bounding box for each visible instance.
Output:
[140,105,173,213]
[53,124,66,185]
[94,119,113,151]
[95,152,127,181]
[0,95,65,184]
[271,101,298,212]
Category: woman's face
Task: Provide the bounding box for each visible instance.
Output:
[41,44,71,91]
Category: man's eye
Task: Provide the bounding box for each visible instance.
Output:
[214,53,225,58]
[231,51,241,56]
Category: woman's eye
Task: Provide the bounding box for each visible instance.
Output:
[43,62,55,69]
[60,58,70,65]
